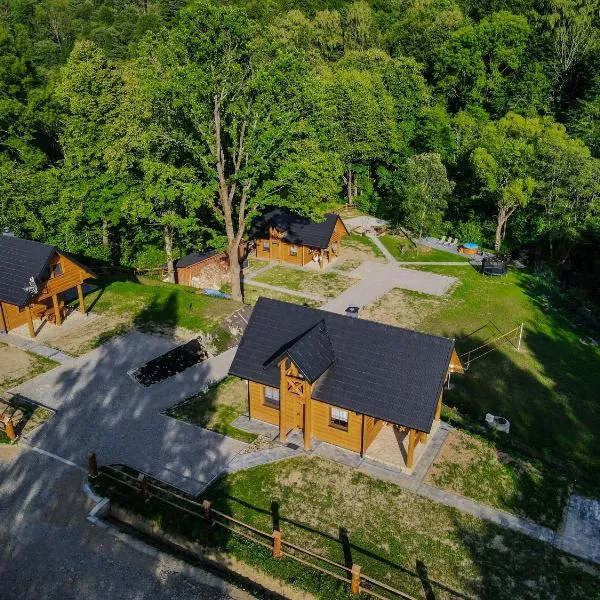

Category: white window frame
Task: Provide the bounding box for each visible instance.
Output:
[289,245,298,256]
[264,386,280,408]
[330,407,349,430]
[262,241,270,251]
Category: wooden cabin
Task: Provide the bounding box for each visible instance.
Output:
[251,209,348,268]
[174,249,229,288]
[229,298,464,469]
[0,234,94,338]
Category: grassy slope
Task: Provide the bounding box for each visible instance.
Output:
[85,276,241,349]
[253,266,356,298]
[380,234,470,262]
[411,265,600,479]
[341,233,384,257]
[166,376,256,443]
[96,456,600,600]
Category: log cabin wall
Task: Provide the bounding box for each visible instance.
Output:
[248,380,280,425]
[0,252,90,333]
[362,415,384,452]
[311,399,363,452]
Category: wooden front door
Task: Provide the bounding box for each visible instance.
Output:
[285,375,306,431]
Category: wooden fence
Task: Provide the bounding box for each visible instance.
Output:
[90,457,421,600]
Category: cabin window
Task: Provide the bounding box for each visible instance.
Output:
[289,245,298,256]
[50,263,63,278]
[330,407,349,431]
[262,241,270,251]
[264,386,280,409]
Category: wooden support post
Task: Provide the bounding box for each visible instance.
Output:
[279,361,287,444]
[350,564,361,595]
[4,418,16,441]
[303,384,312,451]
[87,451,98,478]
[77,283,86,314]
[202,499,212,524]
[0,304,6,334]
[138,473,149,501]
[52,294,62,326]
[435,393,443,421]
[419,431,428,444]
[407,429,417,469]
[272,530,282,558]
[25,305,35,338]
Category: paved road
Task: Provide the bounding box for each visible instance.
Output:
[12,332,245,494]
[322,261,457,314]
[0,446,249,600]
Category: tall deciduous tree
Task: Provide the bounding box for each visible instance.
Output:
[57,40,125,258]
[119,1,342,297]
[395,152,454,238]
[471,112,539,251]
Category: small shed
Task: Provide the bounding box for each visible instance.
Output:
[482,257,508,276]
[174,250,229,288]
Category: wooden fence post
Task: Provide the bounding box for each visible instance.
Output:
[87,451,98,478]
[138,473,148,501]
[4,419,16,441]
[350,564,361,595]
[202,499,212,525]
[272,530,282,558]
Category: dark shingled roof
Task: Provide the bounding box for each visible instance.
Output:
[0,235,55,307]
[250,208,343,249]
[175,249,221,269]
[229,298,454,433]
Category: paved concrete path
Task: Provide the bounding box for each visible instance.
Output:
[11,332,246,494]
[0,331,73,364]
[0,446,248,600]
[366,233,396,263]
[322,261,457,314]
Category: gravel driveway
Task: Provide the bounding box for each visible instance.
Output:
[12,332,245,494]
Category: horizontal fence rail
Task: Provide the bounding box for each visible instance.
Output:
[90,459,438,600]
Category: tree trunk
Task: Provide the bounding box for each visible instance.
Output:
[494,213,504,252]
[228,242,242,302]
[164,224,175,282]
[346,169,353,206]
[102,219,109,247]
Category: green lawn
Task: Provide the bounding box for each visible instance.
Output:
[166,376,256,443]
[341,233,384,257]
[406,265,600,483]
[84,276,241,351]
[380,235,471,262]
[95,456,600,600]
[426,429,570,528]
[252,265,356,298]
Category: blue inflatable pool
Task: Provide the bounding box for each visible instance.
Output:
[463,242,478,249]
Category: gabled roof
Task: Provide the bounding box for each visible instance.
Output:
[266,320,335,383]
[175,249,221,269]
[229,298,455,433]
[0,235,55,307]
[250,208,345,249]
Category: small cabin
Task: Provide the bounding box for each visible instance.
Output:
[0,234,94,338]
[174,249,229,288]
[251,209,348,268]
[229,298,463,470]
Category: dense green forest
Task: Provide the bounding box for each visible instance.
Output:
[1,0,599,302]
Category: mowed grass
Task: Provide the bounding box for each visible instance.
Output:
[409,265,600,480]
[85,276,241,348]
[252,265,356,298]
[341,233,384,257]
[426,430,570,528]
[97,455,600,600]
[380,234,471,262]
[166,376,256,443]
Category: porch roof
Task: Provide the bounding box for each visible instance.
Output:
[229,297,454,433]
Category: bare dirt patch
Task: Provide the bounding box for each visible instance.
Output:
[0,344,35,386]
[361,288,443,330]
[48,313,133,356]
